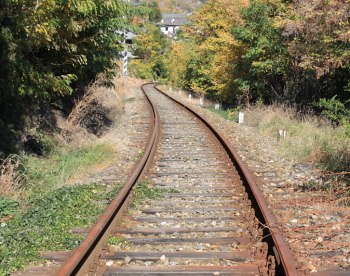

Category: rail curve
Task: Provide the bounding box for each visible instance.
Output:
[57,84,160,275]
[58,83,298,275]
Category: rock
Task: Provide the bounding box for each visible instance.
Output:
[306,264,317,272]
[124,256,131,264]
[316,237,324,243]
[160,255,166,262]
[106,261,113,267]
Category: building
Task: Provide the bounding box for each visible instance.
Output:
[158,13,190,37]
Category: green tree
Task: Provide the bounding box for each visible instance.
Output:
[130,23,168,79]
[148,1,162,23]
[0,0,127,155]
[232,0,293,103]
[165,0,246,101]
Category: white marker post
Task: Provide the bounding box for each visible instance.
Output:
[238,112,244,124]
[278,129,287,140]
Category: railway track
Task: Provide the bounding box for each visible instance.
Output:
[57,83,298,275]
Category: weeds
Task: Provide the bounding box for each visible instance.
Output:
[0,141,119,273]
[104,183,123,203]
[242,104,349,194]
[207,106,242,122]
[107,236,131,248]
[131,179,179,208]
[0,196,19,220]
[23,143,113,195]
[133,150,145,161]
[0,182,122,275]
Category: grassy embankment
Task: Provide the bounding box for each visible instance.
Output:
[0,76,172,274]
[0,76,126,274]
[0,142,123,275]
[210,105,349,193]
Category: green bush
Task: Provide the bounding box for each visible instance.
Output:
[207,106,242,122]
[129,60,154,80]
[318,96,350,136]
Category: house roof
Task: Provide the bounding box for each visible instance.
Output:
[125,31,136,40]
[159,13,190,26]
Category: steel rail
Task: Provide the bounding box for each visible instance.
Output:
[154,85,298,276]
[57,84,160,276]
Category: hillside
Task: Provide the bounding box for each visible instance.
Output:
[141,0,204,13]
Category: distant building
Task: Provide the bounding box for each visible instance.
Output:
[125,31,136,45]
[158,13,190,37]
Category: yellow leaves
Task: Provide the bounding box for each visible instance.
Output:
[165,41,194,85]
[34,24,52,42]
[136,33,161,60]
[282,0,350,73]
[181,0,247,96]
[192,0,245,32]
[70,0,97,14]
[190,83,206,96]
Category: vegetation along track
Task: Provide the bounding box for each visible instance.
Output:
[58,84,298,275]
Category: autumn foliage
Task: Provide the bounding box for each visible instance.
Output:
[161,0,349,127]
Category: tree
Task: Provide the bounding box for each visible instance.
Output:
[169,0,247,101]
[148,1,162,22]
[232,0,294,103]
[131,23,168,79]
[0,0,127,98]
[281,0,350,103]
[0,0,127,154]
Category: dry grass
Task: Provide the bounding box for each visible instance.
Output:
[244,104,350,186]
[65,74,123,140]
[245,105,341,157]
[0,75,131,198]
[0,155,27,197]
[66,76,147,184]
[114,76,146,98]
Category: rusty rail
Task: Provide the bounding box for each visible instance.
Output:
[154,85,298,276]
[57,84,160,275]
[58,83,298,275]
